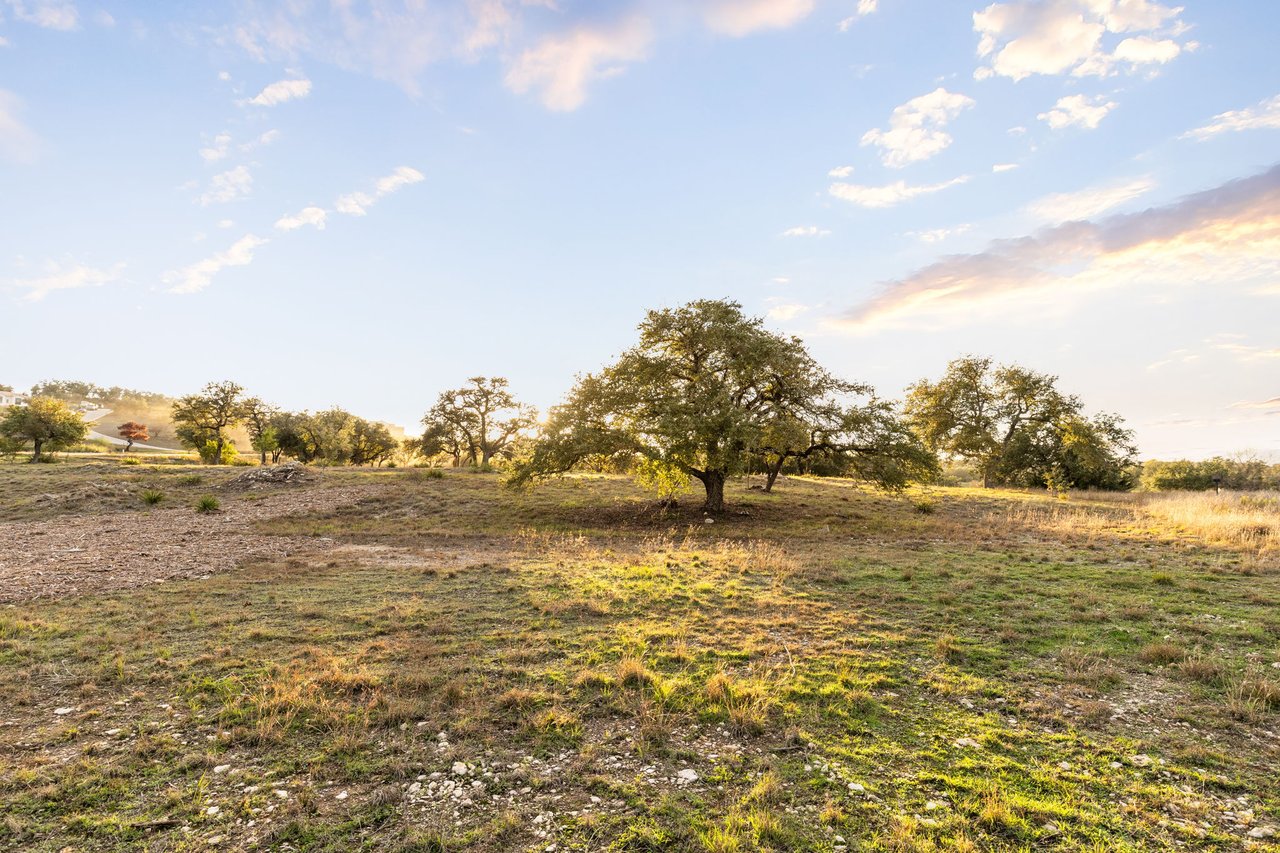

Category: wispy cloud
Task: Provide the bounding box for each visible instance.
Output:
[767,302,808,321]
[163,235,267,294]
[4,0,78,30]
[827,165,854,178]
[836,165,1280,330]
[10,261,124,302]
[1183,94,1280,141]
[838,0,880,30]
[704,0,814,37]
[504,17,652,111]
[335,166,424,216]
[992,162,1018,173]
[0,88,39,162]
[199,132,232,163]
[908,223,973,243]
[1026,177,1155,222]
[1038,93,1117,130]
[246,77,312,107]
[829,175,969,208]
[198,165,253,205]
[861,88,975,168]
[781,225,830,237]
[275,206,327,231]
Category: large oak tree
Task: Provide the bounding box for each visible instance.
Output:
[509,299,934,512]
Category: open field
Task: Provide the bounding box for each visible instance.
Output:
[1,461,1278,851]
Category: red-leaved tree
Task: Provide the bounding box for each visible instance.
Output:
[117,421,149,451]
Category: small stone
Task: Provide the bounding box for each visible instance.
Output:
[207,836,224,845]
[1043,821,1060,835]
[54,707,77,716]
[1248,826,1277,839]
[676,769,699,783]
[1130,754,1153,767]
[213,765,231,774]
[335,791,348,801]
[206,806,220,816]
[104,728,121,736]
[955,737,981,749]
[847,782,865,792]
[703,518,714,524]
[453,761,468,775]
[272,789,289,799]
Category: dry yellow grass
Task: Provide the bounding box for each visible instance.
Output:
[1139,490,1279,554]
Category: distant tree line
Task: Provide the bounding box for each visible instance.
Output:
[1139,456,1280,491]
[12,302,1232,508]
[170,382,400,466]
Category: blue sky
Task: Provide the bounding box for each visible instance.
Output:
[2,0,1277,458]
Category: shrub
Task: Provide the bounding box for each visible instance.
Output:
[120,456,141,466]
[141,490,164,506]
[195,495,221,513]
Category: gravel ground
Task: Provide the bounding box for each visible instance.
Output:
[0,483,377,603]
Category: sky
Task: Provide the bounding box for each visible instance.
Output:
[1,0,1278,459]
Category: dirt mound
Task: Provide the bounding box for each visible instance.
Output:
[32,481,135,507]
[224,461,315,490]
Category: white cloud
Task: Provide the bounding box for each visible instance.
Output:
[504,18,652,111]
[217,219,235,229]
[1027,176,1154,222]
[993,162,1018,172]
[198,165,253,205]
[1113,35,1180,65]
[10,261,123,302]
[4,0,78,30]
[704,0,815,37]
[335,166,424,216]
[858,0,878,14]
[782,225,830,237]
[246,77,312,107]
[767,302,808,321]
[908,224,973,243]
[1037,93,1117,130]
[1184,94,1280,141]
[0,89,39,162]
[972,0,1187,82]
[861,88,975,168]
[163,234,267,294]
[199,132,232,162]
[275,206,327,231]
[827,165,854,178]
[837,165,1280,330]
[829,175,969,208]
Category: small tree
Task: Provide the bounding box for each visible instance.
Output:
[419,377,536,467]
[242,396,279,465]
[349,419,399,466]
[117,421,149,452]
[171,381,247,465]
[0,397,89,462]
[510,300,933,512]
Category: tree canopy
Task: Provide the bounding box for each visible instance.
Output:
[0,397,88,462]
[116,421,149,452]
[509,299,935,512]
[171,381,247,465]
[904,356,1135,490]
[417,377,535,467]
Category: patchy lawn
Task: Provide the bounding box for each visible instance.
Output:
[1,461,1278,851]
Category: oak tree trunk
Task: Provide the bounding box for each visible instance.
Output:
[702,470,726,513]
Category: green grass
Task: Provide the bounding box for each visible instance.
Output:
[0,463,1277,850]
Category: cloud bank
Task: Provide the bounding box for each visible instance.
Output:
[837,165,1280,329]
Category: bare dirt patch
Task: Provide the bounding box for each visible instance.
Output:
[0,482,377,603]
